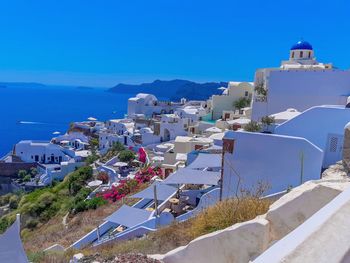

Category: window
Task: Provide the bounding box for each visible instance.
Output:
[308,51,311,58]
[330,137,338,152]
[291,52,294,58]
[300,51,303,58]
[245,91,248,97]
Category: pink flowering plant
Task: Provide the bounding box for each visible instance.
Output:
[100,165,163,202]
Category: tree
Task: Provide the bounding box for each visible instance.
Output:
[23,175,31,182]
[18,170,27,179]
[30,167,38,176]
[118,150,136,163]
[234,97,251,112]
[111,141,125,152]
[244,121,261,132]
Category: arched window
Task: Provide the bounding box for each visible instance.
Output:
[291,52,294,58]
[308,51,311,58]
[300,51,303,58]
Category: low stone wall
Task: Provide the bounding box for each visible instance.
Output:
[152,176,350,263]
[0,162,37,177]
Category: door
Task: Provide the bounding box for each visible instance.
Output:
[324,133,343,168]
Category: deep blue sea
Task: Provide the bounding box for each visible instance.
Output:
[0,85,132,157]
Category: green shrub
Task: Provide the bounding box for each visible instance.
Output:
[244,121,261,132]
[0,194,12,206]
[73,187,92,205]
[119,150,136,163]
[18,170,28,179]
[23,175,31,182]
[9,195,20,209]
[26,219,39,229]
[73,201,87,214]
[85,197,107,210]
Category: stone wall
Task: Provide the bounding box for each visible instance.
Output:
[151,176,350,263]
[342,123,350,172]
[0,162,37,177]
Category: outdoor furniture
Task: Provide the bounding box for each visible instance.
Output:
[162,208,172,213]
[116,226,125,232]
[169,198,179,205]
[182,205,193,212]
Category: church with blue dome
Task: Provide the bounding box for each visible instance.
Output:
[251,39,340,121]
[290,40,313,51]
[288,40,315,62]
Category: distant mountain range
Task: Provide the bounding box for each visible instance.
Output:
[107,79,228,101]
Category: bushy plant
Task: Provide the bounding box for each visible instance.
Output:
[26,219,39,229]
[0,194,12,206]
[234,97,251,110]
[85,197,107,210]
[9,195,20,209]
[118,150,136,163]
[261,116,275,126]
[244,121,261,132]
[97,172,109,184]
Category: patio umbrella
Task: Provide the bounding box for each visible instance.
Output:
[113,162,128,167]
[88,180,103,187]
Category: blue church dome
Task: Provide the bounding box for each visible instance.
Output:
[290,40,313,50]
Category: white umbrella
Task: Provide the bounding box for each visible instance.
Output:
[52,131,60,135]
[88,117,97,121]
[205,127,222,133]
[113,162,128,167]
[88,180,103,187]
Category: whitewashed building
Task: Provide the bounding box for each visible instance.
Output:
[208,82,254,120]
[252,40,350,120]
[52,132,89,150]
[221,131,323,197]
[127,93,184,118]
[106,119,134,135]
[14,140,74,164]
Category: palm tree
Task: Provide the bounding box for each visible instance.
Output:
[234,97,251,114]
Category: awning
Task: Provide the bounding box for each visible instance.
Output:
[163,168,220,185]
[105,205,152,227]
[187,153,222,169]
[130,181,177,201]
[0,215,28,263]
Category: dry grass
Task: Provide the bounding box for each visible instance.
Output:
[81,196,272,259]
[23,198,139,253]
[32,196,271,262]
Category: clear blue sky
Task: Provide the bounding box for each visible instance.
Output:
[0,0,349,87]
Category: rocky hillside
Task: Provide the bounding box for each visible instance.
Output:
[107,79,228,101]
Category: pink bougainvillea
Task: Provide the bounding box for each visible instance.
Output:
[99,165,162,202]
[138,147,147,163]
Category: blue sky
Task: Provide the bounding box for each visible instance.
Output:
[0,0,349,87]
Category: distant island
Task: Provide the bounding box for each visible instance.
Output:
[107,79,228,101]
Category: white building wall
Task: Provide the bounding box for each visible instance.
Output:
[275,106,350,167]
[222,131,323,197]
[252,69,350,120]
[15,141,69,164]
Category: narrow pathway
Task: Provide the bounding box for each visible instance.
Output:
[62,212,69,229]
